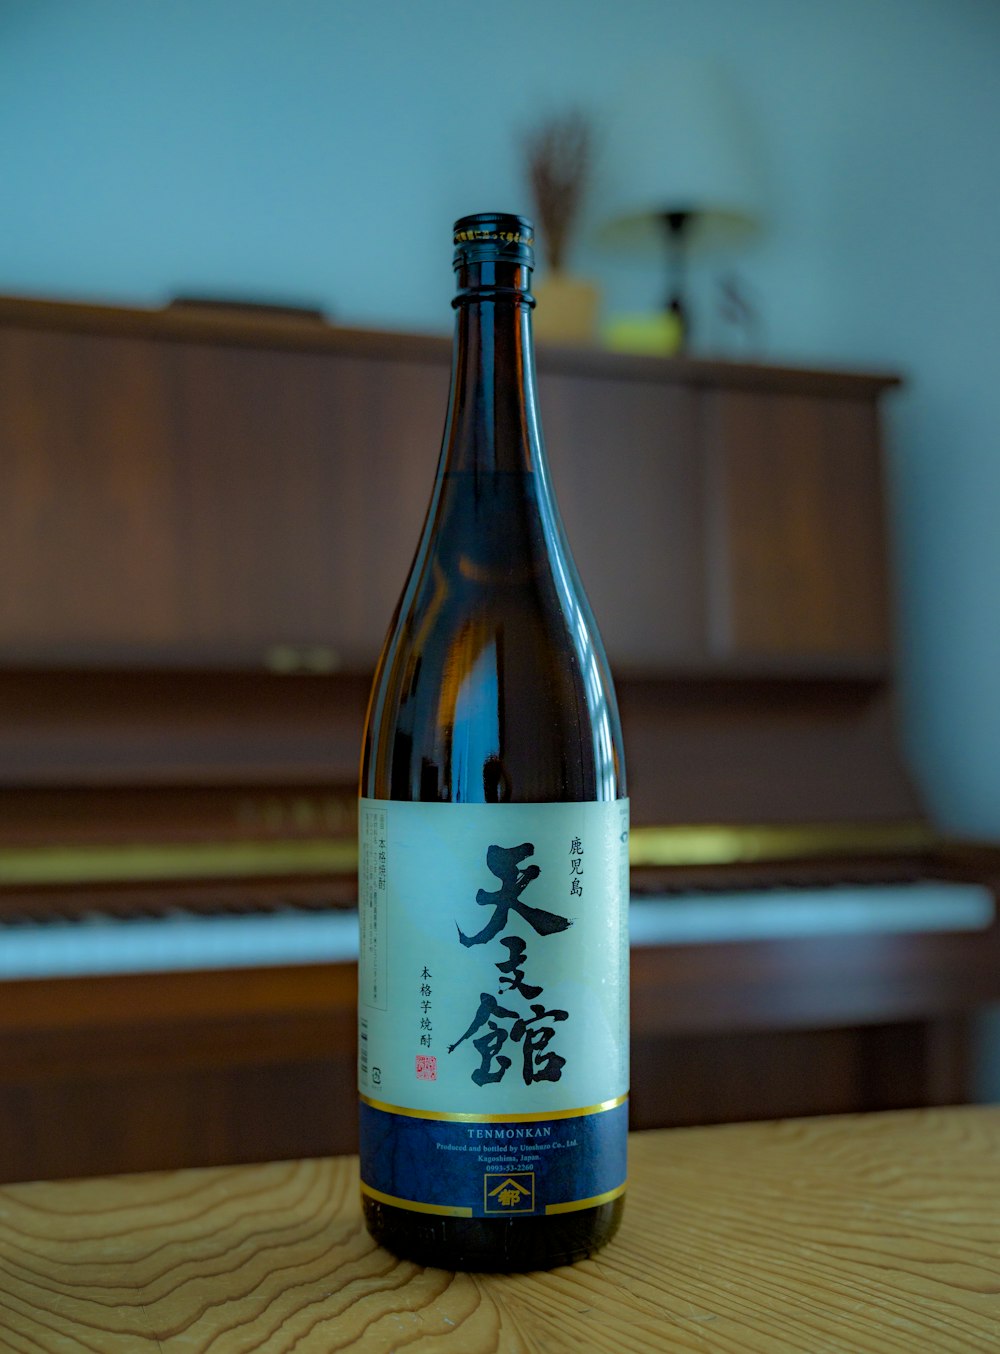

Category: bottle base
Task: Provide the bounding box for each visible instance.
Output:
[362,1193,624,1272]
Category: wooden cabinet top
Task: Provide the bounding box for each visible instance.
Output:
[0,292,902,397]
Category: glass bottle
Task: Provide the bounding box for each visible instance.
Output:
[358,211,628,1271]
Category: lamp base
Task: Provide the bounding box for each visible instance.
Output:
[663,211,692,350]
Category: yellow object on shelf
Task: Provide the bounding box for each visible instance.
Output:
[603,311,684,356]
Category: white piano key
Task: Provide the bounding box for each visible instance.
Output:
[0,908,361,979]
[628,882,995,946]
[0,882,993,981]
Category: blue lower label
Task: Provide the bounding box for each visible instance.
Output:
[360,1099,627,1217]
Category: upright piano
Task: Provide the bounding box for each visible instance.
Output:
[2,294,998,1184]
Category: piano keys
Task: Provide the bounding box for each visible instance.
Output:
[0,881,992,982]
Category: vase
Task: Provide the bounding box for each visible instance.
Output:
[531,271,600,345]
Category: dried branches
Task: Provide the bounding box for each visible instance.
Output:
[522,111,594,272]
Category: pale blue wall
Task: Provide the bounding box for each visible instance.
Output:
[2,0,999,835]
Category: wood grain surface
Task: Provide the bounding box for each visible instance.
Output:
[0,1107,997,1352]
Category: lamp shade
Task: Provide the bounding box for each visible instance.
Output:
[600,59,765,252]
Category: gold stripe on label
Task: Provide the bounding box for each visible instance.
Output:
[359,1093,628,1123]
[360,1181,626,1218]
[545,1183,627,1215]
[360,1184,473,1218]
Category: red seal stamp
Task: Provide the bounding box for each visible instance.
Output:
[416,1055,437,1081]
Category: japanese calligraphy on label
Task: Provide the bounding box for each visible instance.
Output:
[359,799,628,1114]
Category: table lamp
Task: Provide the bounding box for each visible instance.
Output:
[600,60,763,352]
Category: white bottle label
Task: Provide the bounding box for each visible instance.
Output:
[358,797,629,1217]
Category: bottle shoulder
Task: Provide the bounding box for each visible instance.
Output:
[363,570,624,803]
[361,464,625,803]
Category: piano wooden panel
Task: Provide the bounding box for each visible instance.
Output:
[0,294,917,828]
[539,372,706,667]
[0,325,179,654]
[167,343,447,665]
[702,389,892,662]
[0,293,899,677]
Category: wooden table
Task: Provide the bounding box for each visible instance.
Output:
[1,1107,997,1352]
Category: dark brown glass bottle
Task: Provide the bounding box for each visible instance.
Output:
[358,212,628,1271]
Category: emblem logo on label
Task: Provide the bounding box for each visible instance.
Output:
[484,1172,535,1213]
[415,1055,437,1081]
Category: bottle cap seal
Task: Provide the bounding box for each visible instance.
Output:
[453,212,535,269]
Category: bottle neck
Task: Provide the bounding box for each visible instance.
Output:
[442,260,541,474]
